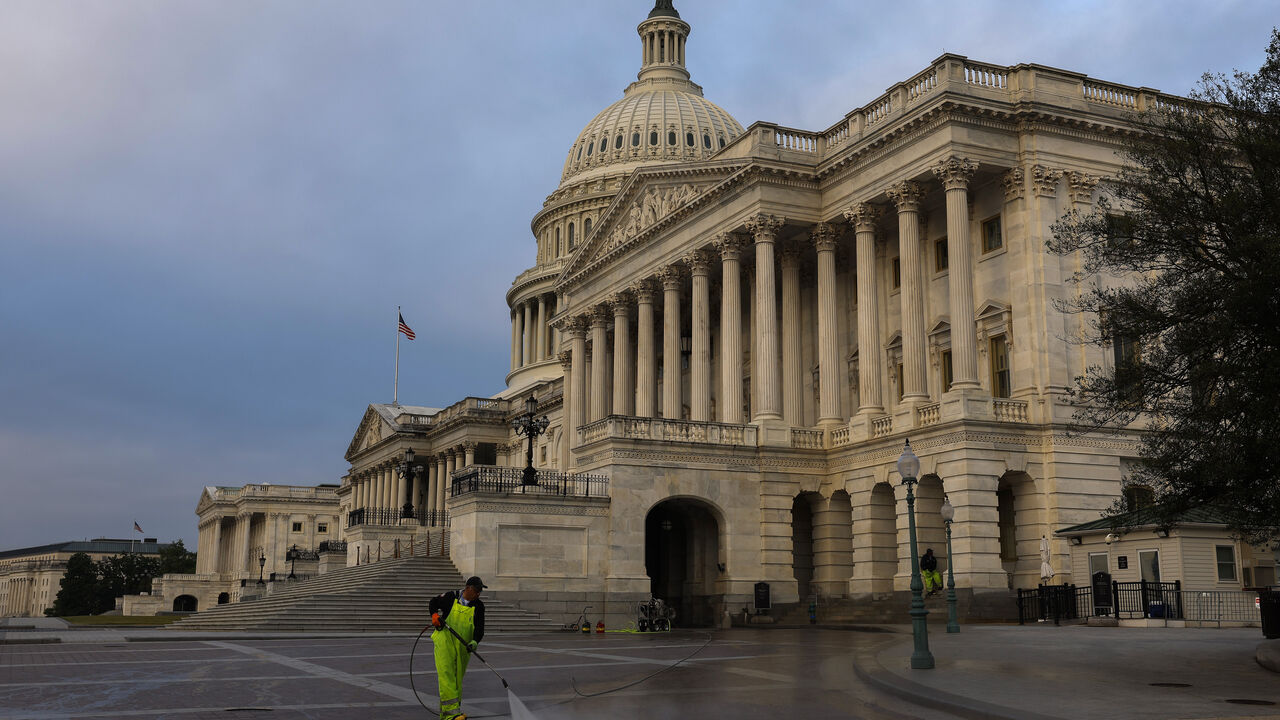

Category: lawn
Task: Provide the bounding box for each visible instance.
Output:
[61,615,184,626]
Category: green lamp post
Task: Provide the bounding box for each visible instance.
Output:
[941,494,960,633]
[898,439,934,669]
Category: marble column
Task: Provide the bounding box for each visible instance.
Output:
[747,214,784,421]
[523,302,535,368]
[510,309,519,371]
[514,304,525,368]
[688,249,712,421]
[442,451,456,509]
[463,441,476,468]
[610,293,634,416]
[426,460,438,514]
[844,203,884,413]
[383,464,394,509]
[391,462,404,513]
[811,222,842,426]
[889,180,928,402]
[590,306,610,421]
[933,157,980,390]
[659,265,683,419]
[634,280,658,418]
[714,233,745,424]
[568,320,588,444]
[780,241,803,425]
[536,295,547,362]
[558,350,574,469]
[233,512,251,574]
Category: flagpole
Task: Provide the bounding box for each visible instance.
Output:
[394,306,401,406]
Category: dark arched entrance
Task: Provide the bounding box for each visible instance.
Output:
[173,595,197,612]
[645,498,722,627]
[217,592,230,605]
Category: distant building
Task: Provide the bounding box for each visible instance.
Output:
[0,538,166,617]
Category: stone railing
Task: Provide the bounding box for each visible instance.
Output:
[871,415,894,438]
[743,53,1196,166]
[577,415,758,447]
[993,398,1030,423]
[234,485,339,501]
[790,428,825,449]
[916,402,941,427]
[397,397,511,430]
[829,424,853,447]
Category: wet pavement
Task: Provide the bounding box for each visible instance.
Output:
[0,624,1275,719]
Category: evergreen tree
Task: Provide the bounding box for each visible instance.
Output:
[158,539,197,574]
[1050,30,1280,542]
[49,552,99,616]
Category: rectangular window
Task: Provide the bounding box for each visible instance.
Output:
[982,216,1003,253]
[1138,550,1160,582]
[1215,545,1237,582]
[1088,552,1109,578]
[941,350,953,392]
[317,523,328,534]
[291,522,302,532]
[989,336,1010,398]
[935,237,948,271]
[891,257,901,289]
[896,362,904,401]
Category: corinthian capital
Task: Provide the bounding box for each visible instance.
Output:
[557,350,573,370]
[590,304,612,327]
[886,180,924,211]
[712,232,747,261]
[630,277,657,303]
[1066,170,1100,205]
[607,291,632,315]
[843,202,880,232]
[1001,167,1026,202]
[1030,165,1064,198]
[685,248,713,275]
[656,264,683,290]
[745,213,784,243]
[564,315,589,337]
[810,222,839,253]
[932,157,979,191]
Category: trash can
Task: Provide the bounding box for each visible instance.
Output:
[1260,590,1280,640]
[1148,602,1165,619]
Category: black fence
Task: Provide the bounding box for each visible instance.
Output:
[450,466,609,499]
[317,540,347,553]
[346,506,449,529]
[1018,580,1184,624]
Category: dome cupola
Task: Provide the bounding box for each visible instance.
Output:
[555,1,744,189]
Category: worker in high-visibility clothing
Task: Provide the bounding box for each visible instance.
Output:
[429,575,487,720]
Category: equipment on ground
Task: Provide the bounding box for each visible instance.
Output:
[634,597,675,632]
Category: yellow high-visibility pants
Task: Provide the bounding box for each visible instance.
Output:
[432,600,475,719]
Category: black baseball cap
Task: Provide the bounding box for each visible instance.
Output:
[465,576,488,589]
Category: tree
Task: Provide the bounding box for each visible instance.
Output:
[49,552,99,617]
[1049,30,1280,542]
[159,539,197,575]
[94,553,162,612]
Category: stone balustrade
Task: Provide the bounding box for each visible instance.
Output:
[993,398,1030,423]
[790,428,825,449]
[577,415,758,447]
[829,425,852,447]
[871,415,894,438]
[916,402,941,427]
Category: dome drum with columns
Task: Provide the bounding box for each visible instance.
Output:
[335,2,1262,630]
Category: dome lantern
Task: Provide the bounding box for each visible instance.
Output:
[637,1,690,84]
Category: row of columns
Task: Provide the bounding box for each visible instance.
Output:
[510,293,557,371]
[558,156,985,438]
[349,444,478,517]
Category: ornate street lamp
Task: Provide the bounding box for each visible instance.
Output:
[512,395,550,486]
[399,448,423,519]
[940,495,960,634]
[287,544,298,580]
[897,438,934,669]
[257,552,266,587]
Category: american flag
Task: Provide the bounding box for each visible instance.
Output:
[398,312,416,340]
[134,521,144,533]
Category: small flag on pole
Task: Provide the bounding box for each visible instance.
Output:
[398,312,416,340]
[134,521,144,534]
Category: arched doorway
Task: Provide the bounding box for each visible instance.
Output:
[217,592,230,605]
[645,498,722,627]
[791,493,818,600]
[172,595,197,612]
[997,471,1046,589]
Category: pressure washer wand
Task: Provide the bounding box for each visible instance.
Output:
[443,621,509,689]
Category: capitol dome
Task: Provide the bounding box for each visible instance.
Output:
[557,1,744,188]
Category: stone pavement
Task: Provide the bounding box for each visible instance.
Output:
[0,621,1276,719]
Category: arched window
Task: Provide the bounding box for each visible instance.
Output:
[584,218,592,236]
[577,145,583,160]
[631,132,640,147]
[599,138,608,153]
[703,133,712,149]
[668,131,676,146]
[649,131,658,146]
[686,131,695,147]
[567,223,575,250]
[719,136,726,148]
[586,140,593,156]
[555,227,561,257]
[615,134,624,149]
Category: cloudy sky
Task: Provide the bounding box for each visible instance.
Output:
[1,1,1273,551]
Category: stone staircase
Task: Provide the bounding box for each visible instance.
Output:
[166,556,561,632]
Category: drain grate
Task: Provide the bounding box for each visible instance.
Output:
[1225,699,1277,706]
[1149,682,1192,688]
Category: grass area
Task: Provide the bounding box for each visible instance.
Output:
[60,615,184,626]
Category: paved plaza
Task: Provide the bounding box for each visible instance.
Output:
[0,623,1277,719]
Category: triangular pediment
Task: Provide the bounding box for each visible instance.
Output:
[560,162,748,283]
[976,299,1010,321]
[345,405,390,461]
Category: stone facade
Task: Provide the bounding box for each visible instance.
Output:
[0,539,167,618]
[331,3,1227,629]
